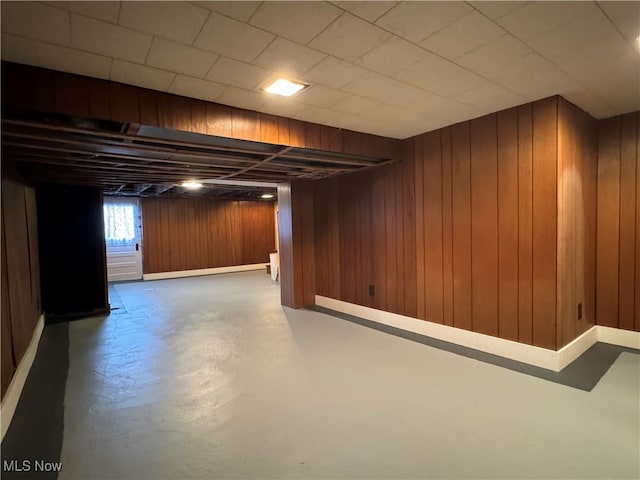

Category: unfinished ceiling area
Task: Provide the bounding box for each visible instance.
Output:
[2,1,639,140]
[2,112,392,197]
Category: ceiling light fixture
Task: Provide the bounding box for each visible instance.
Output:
[261,193,275,199]
[182,181,203,189]
[264,78,308,97]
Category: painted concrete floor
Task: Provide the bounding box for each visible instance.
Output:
[57,271,638,479]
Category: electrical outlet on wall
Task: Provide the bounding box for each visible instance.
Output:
[577,303,583,320]
[369,285,375,296]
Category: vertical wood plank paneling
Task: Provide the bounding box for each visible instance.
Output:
[207,103,232,137]
[403,141,417,317]
[371,169,387,311]
[260,114,280,144]
[636,113,640,331]
[339,175,357,304]
[451,122,473,331]
[140,198,274,274]
[54,73,89,117]
[328,178,341,300]
[278,117,290,145]
[109,83,140,124]
[190,99,208,136]
[497,108,519,341]
[441,127,454,327]
[395,162,406,315]
[304,123,321,150]
[313,181,328,296]
[618,113,637,331]
[87,78,111,120]
[415,136,426,320]
[138,89,159,126]
[596,117,621,327]
[1,217,16,398]
[470,114,499,336]
[289,120,305,147]
[384,164,398,313]
[360,173,373,307]
[423,131,444,324]
[518,104,534,344]
[532,98,558,349]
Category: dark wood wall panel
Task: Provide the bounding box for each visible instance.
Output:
[470,115,499,337]
[278,182,315,308]
[531,98,558,349]
[2,62,400,161]
[497,108,519,341]
[311,97,602,350]
[451,122,473,332]
[596,112,639,331]
[141,197,275,274]
[517,104,534,344]
[557,98,597,347]
[1,167,42,399]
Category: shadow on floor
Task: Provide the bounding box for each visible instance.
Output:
[310,306,639,392]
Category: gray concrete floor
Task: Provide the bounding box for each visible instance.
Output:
[59,271,639,479]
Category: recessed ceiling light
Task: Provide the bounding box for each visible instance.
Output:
[261,193,275,199]
[182,181,203,189]
[264,78,308,97]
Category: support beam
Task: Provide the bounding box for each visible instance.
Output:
[277,181,315,308]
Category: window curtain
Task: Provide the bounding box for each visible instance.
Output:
[103,202,137,246]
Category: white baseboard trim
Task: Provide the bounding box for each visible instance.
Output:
[598,326,640,349]
[315,296,637,372]
[1,314,45,441]
[143,263,267,281]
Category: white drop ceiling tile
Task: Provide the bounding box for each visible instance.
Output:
[302,56,369,89]
[491,53,574,100]
[1,34,39,66]
[43,1,120,23]
[35,43,112,80]
[526,11,616,62]
[168,75,226,102]
[356,36,429,75]
[555,34,639,83]
[206,56,271,90]
[342,72,434,112]
[455,82,529,112]
[309,12,392,61]
[598,1,640,44]
[375,1,472,42]
[249,1,343,44]
[331,94,380,117]
[1,1,71,46]
[394,53,485,97]
[253,38,326,77]
[455,34,532,77]
[468,1,527,20]
[191,1,261,22]
[119,1,210,45]
[420,11,505,60]
[332,1,398,22]
[216,86,270,111]
[295,85,351,108]
[561,86,615,119]
[261,96,307,119]
[111,60,176,91]
[495,1,598,41]
[72,15,152,63]
[194,12,275,63]
[146,38,218,78]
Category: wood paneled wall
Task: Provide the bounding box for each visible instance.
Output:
[1,62,399,160]
[596,112,639,331]
[141,197,275,274]
[315,97,579,350]
[1,168,41,399]
[557,98,598,345]
[278,182,315,308]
